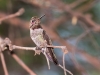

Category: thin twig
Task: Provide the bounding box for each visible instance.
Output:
[63,53,67,75]
[12,45,67,52]
[13,45,36,51]
[44,52,50,69]
[11,53,36,75]
[47,45,68,52]
[58,46,72,75]
[0,52,9,75]
[76,29,91,43]
[58,64,73,75]
[62,47,68,75]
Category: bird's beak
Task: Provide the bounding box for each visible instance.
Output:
[30,15,45,28]
[29,24,33,28]
[38,14,45,20]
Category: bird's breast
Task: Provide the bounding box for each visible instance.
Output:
[30,28,46,46]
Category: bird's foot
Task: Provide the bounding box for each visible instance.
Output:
[34,46,41,56]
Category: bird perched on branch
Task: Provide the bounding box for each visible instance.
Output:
[29,15,58,69]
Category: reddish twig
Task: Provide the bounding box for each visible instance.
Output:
[49,15,68,29]
[69,0,86,8]
[20,0,42,7]
[0,8,24,24]
[10,53,36,75]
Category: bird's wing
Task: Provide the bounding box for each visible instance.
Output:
[43,30,58,65]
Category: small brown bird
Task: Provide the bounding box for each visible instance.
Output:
[29,15,58,69]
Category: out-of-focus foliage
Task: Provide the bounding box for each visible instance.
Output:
[0,0,100,75]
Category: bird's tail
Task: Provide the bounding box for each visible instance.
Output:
[46,47,58,65]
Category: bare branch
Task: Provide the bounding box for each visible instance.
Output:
[49,15,68,29]
[44,52,50,69]
[11,45,68,53]
[63,53,67,75]
[0,53,9,75]
[47,45,68,53]
[13,45,36,51]
[59,64,73,75]
[76,29,91,43]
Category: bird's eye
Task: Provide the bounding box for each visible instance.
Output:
[31,20,35,23]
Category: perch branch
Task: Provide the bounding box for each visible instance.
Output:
[9,45,68,53]
[47,45,68,53]
[13,45,36,51]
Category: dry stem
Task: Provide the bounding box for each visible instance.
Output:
[0,53,9,75]
[63,53,67,75]
[58,64,73,75]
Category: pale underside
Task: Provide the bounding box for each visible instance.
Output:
[30,28,51,69]
[30,28,47,46]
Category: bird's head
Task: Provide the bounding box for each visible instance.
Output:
[29,15,45,28]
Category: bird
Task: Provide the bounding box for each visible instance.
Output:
[29,15,58,69]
